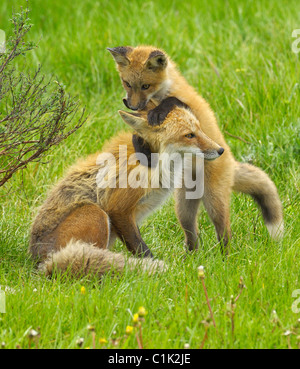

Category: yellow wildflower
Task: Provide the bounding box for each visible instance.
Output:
[125,325,134,335]
[138,306,147,317]
[133,313,139,323]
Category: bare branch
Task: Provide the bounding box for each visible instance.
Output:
[0,6,87,189]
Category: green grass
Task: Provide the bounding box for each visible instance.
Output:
[0,0,300,349]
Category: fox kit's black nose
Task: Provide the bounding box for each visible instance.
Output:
[123,98,131,109]
[218,147,225,156]
[123,98,139,111]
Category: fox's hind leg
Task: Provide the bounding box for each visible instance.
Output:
[54,204,111,250]
[30,204,111,262]
[202,186,232,253]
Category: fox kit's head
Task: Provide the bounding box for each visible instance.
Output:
[108,46,170,111]
[119,107,224,161]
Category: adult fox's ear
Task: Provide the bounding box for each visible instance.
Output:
[119,110,148,133]
[146,50,167,71]
[107,46,132,67]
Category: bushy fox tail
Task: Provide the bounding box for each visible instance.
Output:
[233,162,284,239]
[41,240,167,278]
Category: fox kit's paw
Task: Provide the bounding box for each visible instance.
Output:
[132,134,159,168]
[147,106,169,126]
[147,97,189,126]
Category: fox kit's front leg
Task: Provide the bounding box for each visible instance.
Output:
[175,188,201,251]
[147,97,189,126]
[109,213,154,258]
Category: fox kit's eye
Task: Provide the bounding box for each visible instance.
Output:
[141,84,150,90]
[124,81,131,88]
[185,133,196,139]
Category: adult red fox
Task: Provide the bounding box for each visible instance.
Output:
[30,104,223,277]
[108,45,284,250]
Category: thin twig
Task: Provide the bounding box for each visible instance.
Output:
[201,278,216,328]
[185,284,188,320]
[135,324,143,349]
[230,277,246,340]
[198,266,216,329]
[199,325,209,349]
[224,130,251,145]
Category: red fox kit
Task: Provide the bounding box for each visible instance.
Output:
[30,105,223,277]
[108,45,284,250]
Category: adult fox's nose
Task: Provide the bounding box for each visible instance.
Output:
[218,147,225,156]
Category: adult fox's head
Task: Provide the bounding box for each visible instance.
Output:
[119,106,224,160]
[108,46,170,111]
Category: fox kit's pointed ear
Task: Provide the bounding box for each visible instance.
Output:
[146,50,167,71]
[118,110,148,133]
[107,47,132,67]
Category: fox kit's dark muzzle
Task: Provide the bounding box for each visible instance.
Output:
[123,98,147,111]
[123,98,131,109]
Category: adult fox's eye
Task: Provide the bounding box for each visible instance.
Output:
[141,84,150,90]
[185,133,196,139]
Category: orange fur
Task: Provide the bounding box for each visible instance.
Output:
[108,45,284,250]
[30,106,221,277]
